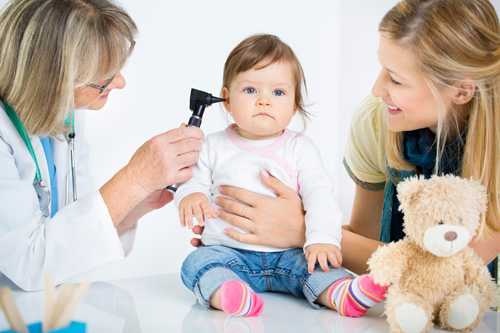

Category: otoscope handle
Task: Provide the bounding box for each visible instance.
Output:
[166,89,223,193]
[166,115,204,192]
[187,115,202,127]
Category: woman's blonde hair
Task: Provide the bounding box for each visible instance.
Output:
[222,34,309,118]
[380,0,500,233]
[0,0,137,135]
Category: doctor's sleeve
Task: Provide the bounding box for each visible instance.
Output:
[75,114,136,254]
[0,132,129,291]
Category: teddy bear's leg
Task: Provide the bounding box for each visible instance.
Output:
[438,286,485,332]
[385,288,433,333]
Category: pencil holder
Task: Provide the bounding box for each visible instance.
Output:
[0,321,86,333]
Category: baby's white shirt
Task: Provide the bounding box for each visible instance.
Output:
[175,124,342,252]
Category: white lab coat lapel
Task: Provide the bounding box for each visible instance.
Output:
[53,135,68,209]
[30,135,51,214]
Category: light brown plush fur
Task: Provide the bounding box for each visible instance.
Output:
[368,175,496,333]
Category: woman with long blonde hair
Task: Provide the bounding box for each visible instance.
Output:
[0,0,203,291]
[344,0,499,274]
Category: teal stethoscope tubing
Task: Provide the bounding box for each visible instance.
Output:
[2,101,76,216]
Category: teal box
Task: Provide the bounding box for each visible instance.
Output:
[0,321,85,333]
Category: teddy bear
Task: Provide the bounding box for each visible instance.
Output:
[368,175,496,333]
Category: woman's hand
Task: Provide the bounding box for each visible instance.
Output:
[101,125,203,227]
[190,170,305,248]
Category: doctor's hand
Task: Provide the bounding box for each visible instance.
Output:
[126,125,204,194]
[101,125,203,227]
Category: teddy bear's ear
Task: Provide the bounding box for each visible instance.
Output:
[396,176,426,211]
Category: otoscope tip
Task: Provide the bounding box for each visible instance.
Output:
[209,96,226,104]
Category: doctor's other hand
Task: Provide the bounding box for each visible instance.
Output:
[117,189,173,234]
[190,225,204,247]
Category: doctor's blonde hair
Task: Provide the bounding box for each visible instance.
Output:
[0,0,136,135]
[380,0,500,234]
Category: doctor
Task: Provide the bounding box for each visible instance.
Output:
[0,0,203,291]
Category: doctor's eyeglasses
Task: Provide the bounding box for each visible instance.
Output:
[86,41,135,94]
[87,75,115,94]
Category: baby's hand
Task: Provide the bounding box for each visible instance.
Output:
[304,244,342,273]
[179,193,216,229]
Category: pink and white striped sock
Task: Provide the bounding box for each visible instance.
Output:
[219,280,264,317]
[327,274,387,317]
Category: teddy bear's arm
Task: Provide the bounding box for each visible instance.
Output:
[462,248,494,289]
[367,240,408,286]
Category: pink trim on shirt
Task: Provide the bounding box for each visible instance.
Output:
[225,124,299,191]
[225,124,292,153]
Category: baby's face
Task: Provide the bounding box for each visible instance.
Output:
[224,61,296,139]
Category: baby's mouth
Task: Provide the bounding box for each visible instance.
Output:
[253,112,274,119]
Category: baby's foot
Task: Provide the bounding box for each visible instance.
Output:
[327,274,387,317]
[220,280,264,317]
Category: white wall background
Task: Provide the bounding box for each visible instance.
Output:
[2,0,497,281]
[82,0,404,281]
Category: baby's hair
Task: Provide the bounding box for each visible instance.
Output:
[222,34,309,119]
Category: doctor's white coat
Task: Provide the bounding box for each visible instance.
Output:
[0,103,135,291]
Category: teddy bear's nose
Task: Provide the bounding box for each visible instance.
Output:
[444,231,458,242]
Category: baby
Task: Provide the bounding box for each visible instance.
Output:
[176,34,386,317]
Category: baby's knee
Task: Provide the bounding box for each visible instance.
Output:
[180,246,235,289]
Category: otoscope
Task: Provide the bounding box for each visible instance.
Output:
[166,88,225,192]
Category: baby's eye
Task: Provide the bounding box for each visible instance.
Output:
[273,89,286,97]
[242,87,257,95]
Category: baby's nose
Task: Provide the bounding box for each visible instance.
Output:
[257,97,271,106]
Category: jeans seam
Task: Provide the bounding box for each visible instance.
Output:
[303,278,319,300]
[186,262,233,291]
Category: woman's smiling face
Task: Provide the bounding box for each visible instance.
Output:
[371,34,456,133]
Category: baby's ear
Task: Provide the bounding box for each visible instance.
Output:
[221,87,230,110]
[397,176,426,212]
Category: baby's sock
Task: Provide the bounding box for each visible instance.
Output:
[327,274,387,317]
[219,280,264,317]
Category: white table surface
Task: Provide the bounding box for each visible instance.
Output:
[0,273,498,333]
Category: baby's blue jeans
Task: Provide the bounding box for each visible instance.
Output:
[181,245,352,309]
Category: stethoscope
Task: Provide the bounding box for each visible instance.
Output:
[2,101,77,217]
